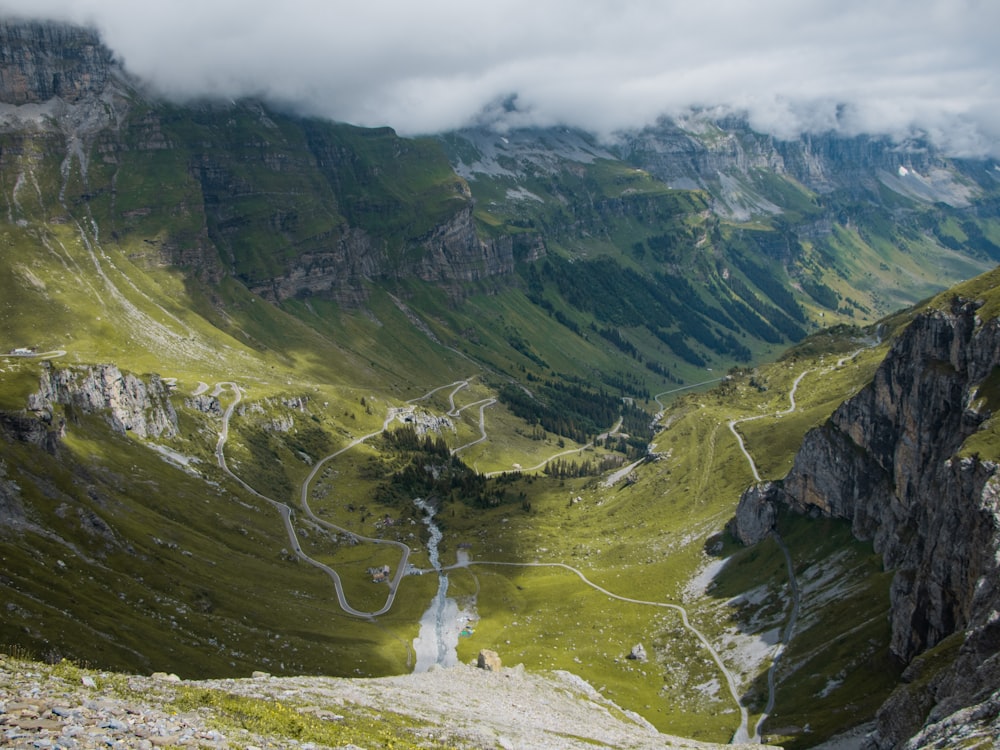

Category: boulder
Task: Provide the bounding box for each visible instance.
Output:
[729,482,778,546]
[626,643,647,662]
[477,649,502,672]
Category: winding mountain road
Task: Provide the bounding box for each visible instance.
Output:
[296,412,414,617]
[407,379,471,407]
[449,398,497,455]
[652,377,726,418]
[213,375,755,737]
[754,532,801,740]
[728,368,810,483]
[214,381,412,619]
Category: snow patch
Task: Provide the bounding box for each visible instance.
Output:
[818,676,844,698]
[684,556,729,600]
[148,443,200,473]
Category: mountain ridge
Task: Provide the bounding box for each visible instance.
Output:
[2,16,1000,749]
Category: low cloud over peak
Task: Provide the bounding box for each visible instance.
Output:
[5,0,999,156]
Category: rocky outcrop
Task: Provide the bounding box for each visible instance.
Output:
[410,205,514,283]
[0,20,112,105]
[627,643,648,663]
[732,297,1000,746]
[185,395,222,416]
[727,481,777,545]
[0,410,64,452]
[250,226,389,304]
[28,363,178,439]
[253,206,543,305]
[619,116,977,217]
[476,649,502,672]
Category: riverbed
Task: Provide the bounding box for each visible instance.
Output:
[412,497,473,671]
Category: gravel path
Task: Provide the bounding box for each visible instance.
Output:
[726,368,811,741]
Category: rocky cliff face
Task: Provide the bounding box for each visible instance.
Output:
[254,204,542,303]
[619,116,978,217]
[28,363,178,439]
[0,19,129,147]
[732,297,1000,746]
[0,20,112,105]
[0,19,529,307]
[407,205,544,284]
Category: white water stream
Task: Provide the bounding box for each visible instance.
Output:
[412,498,463,671]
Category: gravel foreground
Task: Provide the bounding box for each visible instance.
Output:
[0,653,778,749]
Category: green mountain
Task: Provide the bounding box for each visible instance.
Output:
[1,18,1000,749]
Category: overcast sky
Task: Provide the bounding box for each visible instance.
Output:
[5,0,1000,155]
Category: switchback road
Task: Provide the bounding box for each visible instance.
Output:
[214,381,411,618]
[213,374,755,738]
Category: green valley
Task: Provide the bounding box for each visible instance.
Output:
[2,18,1000,749]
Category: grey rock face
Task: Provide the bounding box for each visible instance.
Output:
[477,649,502,672]
[734,297,1000,746]
[627,643,648,663]
[252,205,541,305]
[729,481,779,545]
[0,410,63,451]
[619,117,976,217]
[185,395,222,415]
[0,20,112,105]
[29,363,178,439]
[778,300,1000,663]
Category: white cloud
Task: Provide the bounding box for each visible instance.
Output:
[3,0,999,154]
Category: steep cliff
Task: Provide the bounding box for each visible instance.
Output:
[27,362,178,439]
[0,20,530,307]
[253,203,540,303]
[732,295,1000,746]
[0,20,112,104]
[619,116,980,218]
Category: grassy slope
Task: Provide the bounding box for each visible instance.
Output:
[3,98,1000,748]
[443,129,998,396]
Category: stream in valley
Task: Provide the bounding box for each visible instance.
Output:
[412,497,466,671]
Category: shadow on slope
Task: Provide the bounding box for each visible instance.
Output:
[706,510,899,748]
